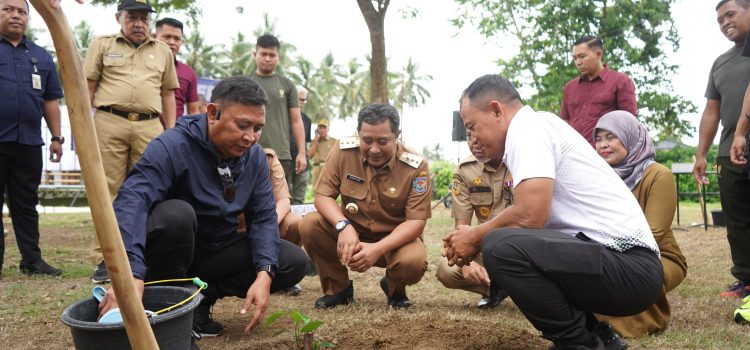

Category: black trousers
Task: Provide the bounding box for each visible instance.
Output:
[482,228,663,346]
[717,157,750,283]
[0,142,43,267]
[142,199,307,302]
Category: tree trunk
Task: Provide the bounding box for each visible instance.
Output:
[357,0,389,104]
[29,1,159,349]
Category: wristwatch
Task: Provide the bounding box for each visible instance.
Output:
[335,219,350,233]
[256,264,276,279]
[51,136,65,145]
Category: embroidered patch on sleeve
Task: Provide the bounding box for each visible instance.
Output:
[413,176,428,194]
[451,178,460,196]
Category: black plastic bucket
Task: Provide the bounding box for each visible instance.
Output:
[711,209,726,227]
[61,286,202,350]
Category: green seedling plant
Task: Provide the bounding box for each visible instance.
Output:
[264,310,335,350]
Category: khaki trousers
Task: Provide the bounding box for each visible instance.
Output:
[435,253,490,296]
[299,212,427,296]
[280,212,302,246]
[90,110,163,264]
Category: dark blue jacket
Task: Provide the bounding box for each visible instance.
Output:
[0,36,63,145]
[114,114,279,279]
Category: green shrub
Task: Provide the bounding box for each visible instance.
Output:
[430,160,455,200]
[655,144,720,203]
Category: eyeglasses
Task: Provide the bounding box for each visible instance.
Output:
[217,164,235,202]
[299,98,307,102]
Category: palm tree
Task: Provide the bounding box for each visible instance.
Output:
[394,57,432,113]
[306,53,344,121]
[338,57,368,120]
[183,19,224,78]
[393,58,432,139]
[73,21,95,59]
[223,32,254,77]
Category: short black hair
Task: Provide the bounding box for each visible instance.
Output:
[461,74,522,109]
[210,76,268,107]
[717,0,750,10]
[574,35,603,50]
[256,34,280,49]
[155,17,184,33]
[357,103,400,134]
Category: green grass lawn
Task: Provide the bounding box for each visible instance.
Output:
[1,203,748,349]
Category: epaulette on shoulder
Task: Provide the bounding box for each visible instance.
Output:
[459,155,478,166]
[263,148,277,157]
[339,137,359,149]
[398,151,423,169]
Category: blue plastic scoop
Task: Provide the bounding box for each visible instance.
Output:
[92,286,156,324]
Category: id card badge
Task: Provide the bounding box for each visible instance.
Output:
[32,73,41,90]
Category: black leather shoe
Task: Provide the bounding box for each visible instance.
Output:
[19,259,61,276]
[548,336,605,350]
[592,322,628,350]
[477,281,508,309]
[314,281,354,308]
[380,277,411,309]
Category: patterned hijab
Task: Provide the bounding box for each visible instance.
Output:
[594,110,655,190]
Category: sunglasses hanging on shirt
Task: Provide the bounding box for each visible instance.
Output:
[217,164,235,202]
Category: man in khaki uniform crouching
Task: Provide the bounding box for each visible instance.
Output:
[300,103,430,309]
[437,132,513,309]
[84,0,179,283]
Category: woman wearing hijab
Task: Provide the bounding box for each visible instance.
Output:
[593,110,688,338]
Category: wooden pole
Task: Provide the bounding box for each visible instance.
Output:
[29,1,159,349]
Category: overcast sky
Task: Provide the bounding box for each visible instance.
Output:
[35,0,729,163]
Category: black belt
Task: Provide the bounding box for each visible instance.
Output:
[98,106,159,121]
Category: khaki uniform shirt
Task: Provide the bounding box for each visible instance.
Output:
[451,155,514,224]
[264,148,291,202]
[316,138,431,235]
[310,136,338,165]
[84,32,179,114]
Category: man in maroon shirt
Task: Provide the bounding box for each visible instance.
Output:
[155,17,199,119]
[560,35,637,147]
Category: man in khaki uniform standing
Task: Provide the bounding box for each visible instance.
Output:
[84,0,179,283]
[300,103,430,309]
[309,118,336,185]
[437,133,512,309]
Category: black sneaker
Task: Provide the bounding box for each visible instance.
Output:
[380,277,411,309]
[592,322,628,350]
[19,259,61,276]
[477,281,508,309]
[314,281,354,308]
[92,261,110,284]
[193,298,224,337]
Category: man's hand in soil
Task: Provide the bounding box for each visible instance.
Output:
[347,242,383,272]
[241,271,272,334]
[97,277,144,320]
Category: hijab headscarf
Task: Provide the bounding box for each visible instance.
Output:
[594,110,656,190]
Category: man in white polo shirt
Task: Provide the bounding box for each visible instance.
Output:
[443,74,663,350]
